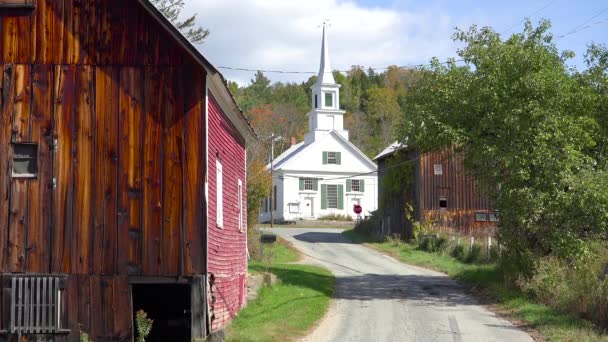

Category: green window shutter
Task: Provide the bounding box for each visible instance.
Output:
[346,179,351,192]
[336,152,341,165]
[321,184,328,209]
[338,184,344,209]
[313,178,319,191]
[299,178,304,190]
[360,179,365,192]
[322,151,328,164]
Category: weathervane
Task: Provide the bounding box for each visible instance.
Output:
[318,18,331,29]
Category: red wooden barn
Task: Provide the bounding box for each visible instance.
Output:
[375,144,497,238]
[0,0,254,340]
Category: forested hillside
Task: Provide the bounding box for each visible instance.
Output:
[229,66,419,158]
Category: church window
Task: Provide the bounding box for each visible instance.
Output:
[327,184,338,209]
[315,94,318,108]
[351,179,360,192]
[327,152,337,164]
[304,178,314,190]
[325,92,333,108]
[300,177,318,191]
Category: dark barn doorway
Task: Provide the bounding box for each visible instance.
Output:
[132,284,191,342]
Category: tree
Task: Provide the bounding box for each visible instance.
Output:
[363,87,402,153]
[238,71,273,115]
[400,20,608,276]
[151,0,209,44]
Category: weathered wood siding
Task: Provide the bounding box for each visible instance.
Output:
[207,94,247,332]
[377,148,496,238]
[0,0,209,339]
[418,149,496,235]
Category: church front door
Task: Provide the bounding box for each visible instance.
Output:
[304,197,314,218]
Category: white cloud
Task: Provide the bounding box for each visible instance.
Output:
[183,0,464,85]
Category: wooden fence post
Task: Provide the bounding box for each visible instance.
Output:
[487,236,492,259]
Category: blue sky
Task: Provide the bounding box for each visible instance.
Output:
[184,0,607,85]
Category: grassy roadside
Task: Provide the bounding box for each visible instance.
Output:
[343,230,608,342]
[226,238,335,342]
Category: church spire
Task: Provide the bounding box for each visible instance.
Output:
[317,21,336,85]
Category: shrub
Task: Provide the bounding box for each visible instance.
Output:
[386,233,403,247]
[435,237,448,252]
[318,214,353,221]
[489,245,500,262]
[354,210,379,236]
[451,244,466,260]
[465,244,482,264]
[519,255,608,329]
[418,236,436,252]
[135,310,153,342]
[247,225,262,261]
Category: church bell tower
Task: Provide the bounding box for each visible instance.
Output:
[305,22,348,144]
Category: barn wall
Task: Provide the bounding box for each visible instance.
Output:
[0,64,206,275]
[418,149,496,235]
[0,0,209,339]
[207,94,247,332]
[0,0,186,66]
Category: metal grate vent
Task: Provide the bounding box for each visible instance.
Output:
[3,275,67,334]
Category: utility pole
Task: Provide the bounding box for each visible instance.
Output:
[268,134,282,228]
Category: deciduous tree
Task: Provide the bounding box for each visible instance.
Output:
[400,20,608,276]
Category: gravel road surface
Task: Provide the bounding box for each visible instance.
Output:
[268,228,533,342]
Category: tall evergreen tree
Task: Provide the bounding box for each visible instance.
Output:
[151,0,209,44]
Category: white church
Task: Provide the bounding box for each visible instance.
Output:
[259,24,378,222]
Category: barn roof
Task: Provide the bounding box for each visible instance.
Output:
[373,141,407,161]
[137,0,257,141]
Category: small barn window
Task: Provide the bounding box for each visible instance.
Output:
[238,179,243,232]
[12,143,38,178]
[1,275,69,334]
[216,158,223,228]
[439,197,447,209]
[489,212,499,222]
[0,0,35,9]
[433,163,443,175]
[475,212,489,221]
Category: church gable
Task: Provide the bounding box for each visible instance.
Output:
[278,132,376,173]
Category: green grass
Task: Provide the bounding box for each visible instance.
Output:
[343,230,608,342]
[226,238,335,342]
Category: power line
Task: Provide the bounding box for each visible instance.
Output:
[501,0,558,35]
[557,6,608,40]
[556,16,608,40]
[275,156,418,181]
[218,59,464,75]
[217,5,605,75]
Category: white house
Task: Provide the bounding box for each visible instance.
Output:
[259,24,378,222]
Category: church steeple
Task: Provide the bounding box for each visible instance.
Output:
[317,22,336,85]
[305,22,348,144]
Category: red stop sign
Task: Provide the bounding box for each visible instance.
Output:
[353,204,362,215]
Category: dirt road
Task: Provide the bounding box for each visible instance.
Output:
[268,228,533,342]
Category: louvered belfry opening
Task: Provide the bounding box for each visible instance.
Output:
[2,275,68,334]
